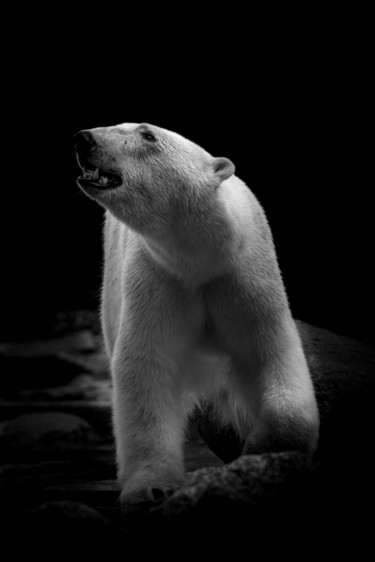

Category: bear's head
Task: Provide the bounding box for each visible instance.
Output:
[74,123,235,237]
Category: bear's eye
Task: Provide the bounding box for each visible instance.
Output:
[141,131,157,142]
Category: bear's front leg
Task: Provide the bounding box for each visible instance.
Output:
[111,334,186,505]
[205,276,320,458]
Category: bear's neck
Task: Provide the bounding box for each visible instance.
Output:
[142,198,242,286]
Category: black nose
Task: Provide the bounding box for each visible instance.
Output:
[73,130,97,156]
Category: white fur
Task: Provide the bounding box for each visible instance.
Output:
[76,122,320,503]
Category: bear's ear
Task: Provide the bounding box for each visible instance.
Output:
[212,157,235,182]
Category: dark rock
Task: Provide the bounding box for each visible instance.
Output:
[0,309,101,341]
[55,349,109,376]
[0,330,96,358]
[149,448,372,554]
[0,328,108,395]
[0,412,99,456]
[0,355,85,393]
[160,451,311,514]
[147,452,318,551]
[54,310,102,336]
[16,373,112,402]
[24,501,119,552]
[27,500,111,529]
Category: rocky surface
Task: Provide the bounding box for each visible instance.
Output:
[0,311,374,554]
[27,500,113,533]
[0,412,99,457]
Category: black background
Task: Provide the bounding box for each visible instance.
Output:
[1,16,373,345]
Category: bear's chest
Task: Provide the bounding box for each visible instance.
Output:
[178,319,232,396]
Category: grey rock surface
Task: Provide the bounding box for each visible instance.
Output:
[27,500,112,527]
[162,451,311,512]
[0,412,99,455]
[24,501,121,553]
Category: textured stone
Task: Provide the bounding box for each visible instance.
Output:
[24,501,119,552]
[0,412,99,455]
[0,325,108,395]
[16,373,112,402]
[160,451,311,513]
[27,500,111,528]
[0,330,96,358]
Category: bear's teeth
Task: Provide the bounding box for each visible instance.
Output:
[92,168,100,180]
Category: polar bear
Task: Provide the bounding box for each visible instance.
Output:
[74,122,319,504]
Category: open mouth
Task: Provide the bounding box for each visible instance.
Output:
[77,165,122,189]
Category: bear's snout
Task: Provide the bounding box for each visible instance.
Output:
[74,130,97,158]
